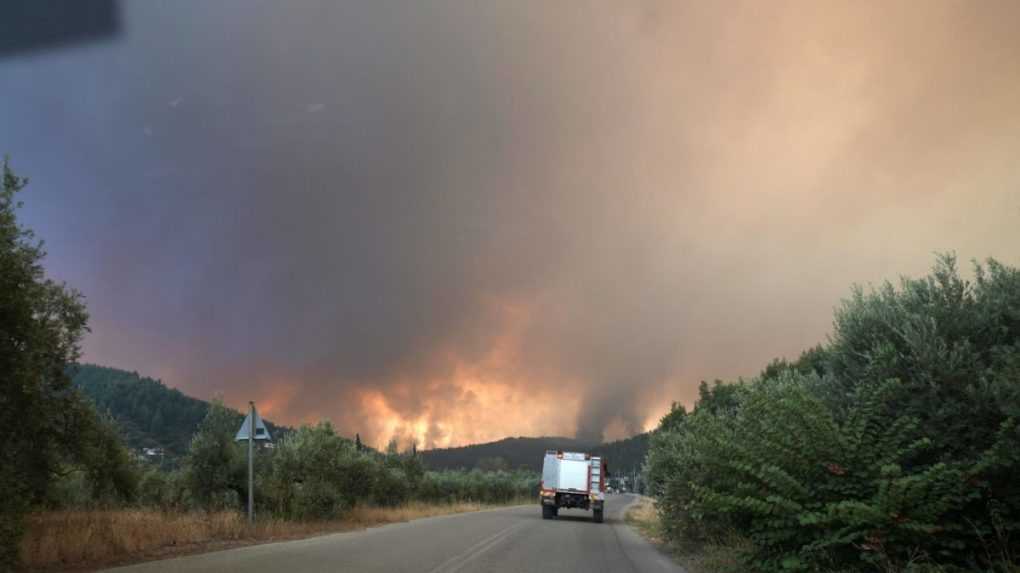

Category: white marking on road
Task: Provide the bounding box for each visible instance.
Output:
[427,521,528,573]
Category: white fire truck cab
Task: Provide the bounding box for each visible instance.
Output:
[539,450,607,523]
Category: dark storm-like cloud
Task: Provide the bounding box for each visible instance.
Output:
[2,1,1020,446]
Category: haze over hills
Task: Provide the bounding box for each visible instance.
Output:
[72,364,652,472]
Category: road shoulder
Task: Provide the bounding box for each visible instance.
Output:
[624,495,745,573]
[33,502,531,573]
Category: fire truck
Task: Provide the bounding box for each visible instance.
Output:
[539,450,607,523]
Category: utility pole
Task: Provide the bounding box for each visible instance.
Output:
[247,401,254,524]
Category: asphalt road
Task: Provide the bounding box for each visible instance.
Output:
[106,494,684,573]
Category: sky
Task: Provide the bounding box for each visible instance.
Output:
[2,1,1019,448]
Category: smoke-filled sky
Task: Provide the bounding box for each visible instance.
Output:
[2,1,1019,448]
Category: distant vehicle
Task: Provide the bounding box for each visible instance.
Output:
[539,450,607,523]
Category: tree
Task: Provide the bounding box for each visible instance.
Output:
[150,407,164,434]
[656,402,687,433]
[0,159,92,567]
[77,410,139,503]
[182,399,245,508]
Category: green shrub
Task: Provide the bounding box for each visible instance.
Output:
[647,255,1020,571]
[372,465,412,507]
[369,446,426,506]
[265,422,372,519]
[138,469,177,509]
[415,469,536,504]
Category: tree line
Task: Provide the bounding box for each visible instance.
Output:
[118,400,539,519]
[41,395,538,519]
[645,255,1020,572]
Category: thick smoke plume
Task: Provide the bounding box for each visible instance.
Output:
[3,1,1019,446]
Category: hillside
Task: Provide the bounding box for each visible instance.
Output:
[420,436,596,472]
[421,432,650,475]
[592,432,651,475]
[71,364,288,458]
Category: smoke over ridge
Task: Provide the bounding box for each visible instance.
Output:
[3,1,1020,446]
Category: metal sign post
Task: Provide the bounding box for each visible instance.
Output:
[235,402,271,525]
[247,401,254,524]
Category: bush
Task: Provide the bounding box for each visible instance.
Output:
[370,465,410,507]
[416,469,537,504]
[137,468,186,510]
[646,255,1020,571]
[42,412,142,510]
[264,422,373,519]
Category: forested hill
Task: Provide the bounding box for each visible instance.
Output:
[71,364,288,457]
[421,437,596,472]
[421,432,650,474]
[592,432,650,475]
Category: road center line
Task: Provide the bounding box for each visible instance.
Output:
[426,521,529,573]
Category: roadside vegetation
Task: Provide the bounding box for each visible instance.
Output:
[626,496,747,573]
[22,501,518,571]
[645,255,1020,572]
[0,160,537,571]
[22,407,537,571]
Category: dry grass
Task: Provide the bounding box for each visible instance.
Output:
[625,497,665,542]
[346,501,488,525]
[625,496,747,573]
[20,500,528,571]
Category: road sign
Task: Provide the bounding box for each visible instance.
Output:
[236,402,269,524]
[235,407,271,441]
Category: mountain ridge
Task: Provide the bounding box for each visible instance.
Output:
[419,433,650,474]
